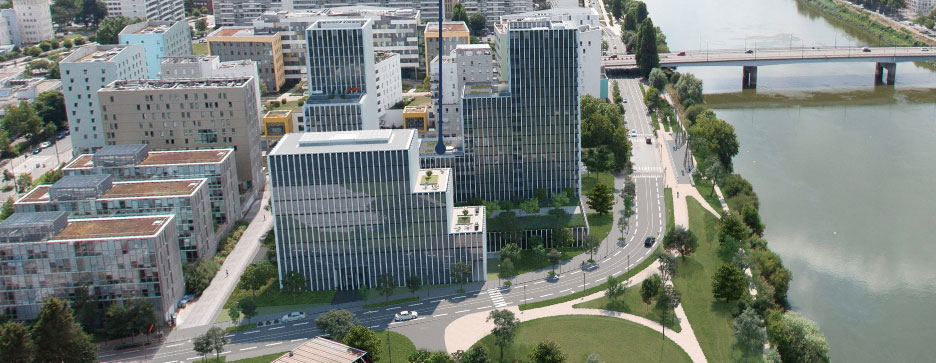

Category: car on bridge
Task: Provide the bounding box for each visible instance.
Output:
[677,51,686,56]
[862,47,871,52]
[282,311,306,322]
[394,311,418,321]
[745,49,754,54]
[644,236,656,247]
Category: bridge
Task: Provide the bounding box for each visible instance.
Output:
[602,47,936,88]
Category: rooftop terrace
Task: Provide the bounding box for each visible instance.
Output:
[64,149,233,170]
[208,27,259,37]
[425,22,469,34]
[100,179,205,199]
[413,168,450,193]
[451,206,485,234]
[51,215,174,241]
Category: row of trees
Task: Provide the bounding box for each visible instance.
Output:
[51,0,107,27]
[0,298,98,363]
[450,2,488,36]
[581,94,632,173]
[1,90,67,156]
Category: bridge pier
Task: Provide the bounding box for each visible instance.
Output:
[742,66,758,89]
[875,62,896,86]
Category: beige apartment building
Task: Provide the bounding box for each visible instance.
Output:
[96,78,264,199]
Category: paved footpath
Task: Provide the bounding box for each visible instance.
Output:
[442,260,707,363]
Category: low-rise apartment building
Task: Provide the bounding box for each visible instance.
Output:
[0,212,183,323]
[207,27,285,93]
[15,175,216,262]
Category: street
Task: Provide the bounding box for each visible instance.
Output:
[0,136,72,202]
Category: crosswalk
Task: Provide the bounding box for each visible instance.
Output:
[489,288,508,308]
[634,166,663,173]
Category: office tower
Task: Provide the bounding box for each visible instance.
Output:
[60,45,147,155]
[119,21,194,79]
[0,212,183,323]
[63,145,243,233]
[206,27,286,93]
[104,0,184,22]
[96,78,265,199]
[16,174,217,261]
[423,18,582,203]
[12,0,52,44]
[268,129,486,290]
[302,18,377,132]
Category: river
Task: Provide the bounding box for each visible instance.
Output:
[641,0,936,361]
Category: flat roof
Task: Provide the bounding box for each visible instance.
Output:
[271,130,415,156]
[161,55,218,64]
[17,185,51,203]
[414,168,450,194]
[309,18,370,30]
[101,78,252,91]
[209,27,259,37]
[51,215,174,241]
[100,179,205,199]
[65,45,135,63]
[64,149,233,170]
[451,206,485,234]
[120,21,178,35]
[425,22,469,33]
[265,110,292,118]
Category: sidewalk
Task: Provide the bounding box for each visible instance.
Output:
[442,260,707,363]
[658,130,720,227]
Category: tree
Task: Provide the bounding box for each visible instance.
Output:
[342,326,382,361]
[315,309,359,340]
[519,198,540,214]
[192,334,212,361]
[611,0,623,19]
[238,299,257,323]
[644,86,661,113]
[238,261,276,296]
[605,276,624,303]
[586,183,614,216]
[712,263,747,302]
[584,234,601,261]
[227,303,240,323]
[468,13,486,36]
[451,261,471,289]
[635,1,648,23]
[51,0,80,26]
[657,285,681,335]
[623,7,637,31]
[195,18,207,32]
[608,127,632,172]
[77,0,107,26]
[719,212,750,247]
[452,346,489,363]
[529,339,567,363]
[31,298,97,363]
[2,101,42,139]
[16,173,32,193]
[689,113,739,172]
[0,197,14,221]
[487,309,519,361]
[616,214,628,239]
[640,275,661,312]
[0,321,34,363]
[499,243,521,264]
[733,307,766,363]
[675,73,704,108]
[550,192,569,210]
[498,258,515,279]
[662,225,699,260]
[547,249,562,272]
[649,68,667,90]
[34,90,66,128]
[407,274,422,296]
[96,17,136,45]
[62,39,73,48]
[378,273,397,302]
[635,18,660,77]
[657,253,678,282]
[451,2,468,22]
[183,258,220,295]
[552,228,573,251]
[281,271,308,302]
[71,286,98,332]
[741,204,764,236]
[767,311,830,363]
[203,327,229,361]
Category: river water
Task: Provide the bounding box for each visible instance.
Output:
[641,0,936,361]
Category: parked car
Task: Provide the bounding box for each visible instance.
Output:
[31,147,41,155]
[862,47,871,52]
[644,236,656,247]
[281,311,306,322]
[922,47,930,52]
[39,141,51,149]
[55,131,66,139]
[677,51,686,56]
[394,311,418,321]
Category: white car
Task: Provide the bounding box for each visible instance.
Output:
[630,130,637,137]
[281,311,306,322]
[39,141,52,149]
[394,311,418,321]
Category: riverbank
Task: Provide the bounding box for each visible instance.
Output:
[797,0,934,47]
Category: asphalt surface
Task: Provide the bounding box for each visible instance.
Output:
[0,136,72,202]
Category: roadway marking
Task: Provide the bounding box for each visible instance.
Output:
[364,310,378,314]
[269,326,284,330]
[266,342,283,347]
[645,250,651,256]
[455,296,467,299]
[242,330,259,335]
[560,289,572,292]
[540,294,553,298]
[431,299,445,302]
[570,271,580,275]
[409,303,423,306]
[165,343,183,348]
[477,306,492,310]
[293,322,309,326]
[385,307,397,311]
[370,325,380,329]
[630,264,635,268]
[291,338,306,342]
[455,310,470,314]
[435,313,448,317]
[595,279,604,283]
[187,357,200,361]
[221,351,231,355]
[614,251,621,257]
[617,270,623,275]
[240,347,257,351]
[533,281,544,285]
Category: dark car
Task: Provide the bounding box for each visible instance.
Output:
[745,49,754,54]
[644,236,656,247]
[645,137,652,145]
[31,147,41,155]
[55,131,66,140]
[677,51,686,56]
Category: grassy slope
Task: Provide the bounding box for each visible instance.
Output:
[582,172,614,193]
[487,247,587,281]
[472,316,691,363]
[587,213,613,242]
[216,278,334,323]
[675,197,756,362]
[691,174,725,214]
[374,330,418,363]
[665,188,675,230]
[573,285,682,332]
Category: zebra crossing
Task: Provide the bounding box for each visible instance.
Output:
[489,288,508,308]
[634,166,663,173]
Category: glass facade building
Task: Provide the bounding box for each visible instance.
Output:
[268,129,486,291]
[0,213,183,323]
[422,19,582,202]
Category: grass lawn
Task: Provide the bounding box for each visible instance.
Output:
[224,323,257,333]
[675,197,756,362]
[374,330,417,363]
[665,188,675,231]
[193,42,208,55]
[363,296,418,309]
[489,212,586,232]
[216,278,334,323]
[587,213,613,242]
[229,352,285,363]
[650,110,661,130]
[573,285,681,332]
[487,247,587,281]
[472,315,691,363]
[692,174,725,214]
[582,172,614,193]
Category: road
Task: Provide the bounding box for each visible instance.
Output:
[0,136,72,202]
[603,46,936,68]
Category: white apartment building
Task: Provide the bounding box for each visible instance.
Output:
[13,0,53,44]
[119,21,194,79]
[907,0,936,14]
[103,0,184,22]
[60,45,147,155]
[0,9,21,46]
[375,52,402,117]
[429,43,493,137]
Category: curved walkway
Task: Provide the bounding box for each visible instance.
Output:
[442,260,707,363]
